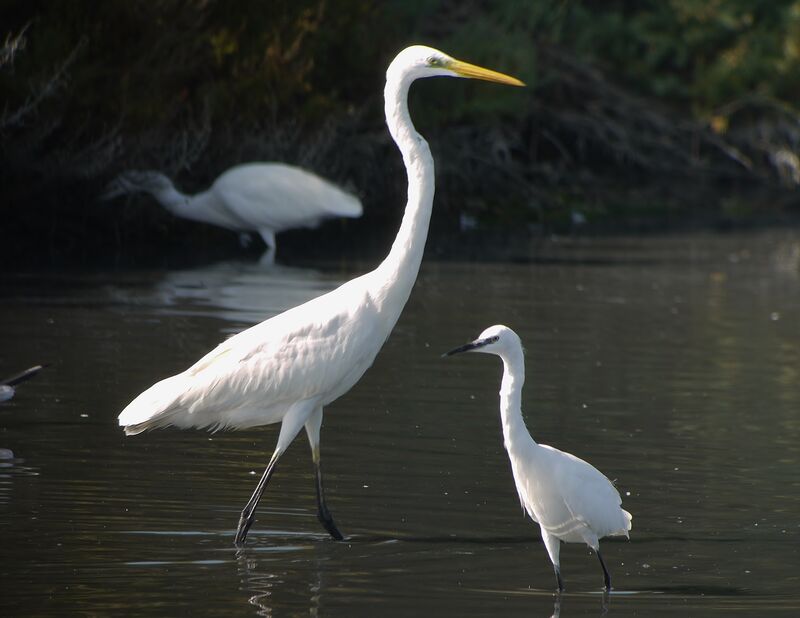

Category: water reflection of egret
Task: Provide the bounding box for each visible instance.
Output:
[446,325,631,592]
[146,261,344,328]
[118,46,524,546]
[102,162,363,263]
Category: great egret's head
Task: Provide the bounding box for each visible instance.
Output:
[444,324,522,358]
[388,45,525,87]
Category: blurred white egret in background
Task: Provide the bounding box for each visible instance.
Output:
[0,365,46,403]
[445,325,631,591]
[118,46,524,546]
[103,162,363,262]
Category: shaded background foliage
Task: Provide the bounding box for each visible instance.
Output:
[2,0,800,266]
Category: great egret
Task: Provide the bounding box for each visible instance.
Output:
[118,46,524,546]
[103,162,363,261]
[445,325,632,591]
[0,365,46,403]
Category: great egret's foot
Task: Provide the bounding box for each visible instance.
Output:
[318,511,344,541]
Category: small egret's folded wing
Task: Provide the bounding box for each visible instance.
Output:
[535,445,631,543]
[526,445,630,546]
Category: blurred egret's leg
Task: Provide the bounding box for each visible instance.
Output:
[258,228,277,265]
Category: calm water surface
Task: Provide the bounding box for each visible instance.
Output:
[1,231,799,616]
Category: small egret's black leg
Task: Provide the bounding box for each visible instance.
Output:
[314,457,343,540]
[235,452,280,546]
[597,550,612,591]
[554,565,565,593]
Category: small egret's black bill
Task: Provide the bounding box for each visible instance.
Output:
[442,336,498,357]
[1,364,47,387]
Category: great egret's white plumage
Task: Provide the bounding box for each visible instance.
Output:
[446,325,631,591]
[103,162,363,261]
[118,46,524,546]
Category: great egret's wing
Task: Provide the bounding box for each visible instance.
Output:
[212,163,362,232]
[119,276,378,432]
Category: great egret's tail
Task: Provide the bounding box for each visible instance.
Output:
[118,372,189,435]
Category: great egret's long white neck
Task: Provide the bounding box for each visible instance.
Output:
[373,70,435,320]
[499,346,533,450]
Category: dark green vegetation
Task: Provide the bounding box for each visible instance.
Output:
[2,1,800,266]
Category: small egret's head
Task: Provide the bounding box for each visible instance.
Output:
[444,324,522,358]
[388,45,525,87]
[101,171,173,200]
[123,171,172,193]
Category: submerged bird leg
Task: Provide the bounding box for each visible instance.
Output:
[235,450,281,546]
[305,407,344,540]
[596,550,612,591]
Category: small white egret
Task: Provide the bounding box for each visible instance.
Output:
[0,365,46,403]
[118,46,524,546]
[445,325,632,591]
[103,162,363,261]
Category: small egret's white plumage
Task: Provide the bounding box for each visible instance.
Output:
[118,46,524,546]
[0,365,46,403]
[103,162,363,261]
[446,325,631,591]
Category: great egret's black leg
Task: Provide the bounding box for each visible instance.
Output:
[235,452,280,546]
[597,550,612,591]
[305,407,344,541]
[314,457,343,540]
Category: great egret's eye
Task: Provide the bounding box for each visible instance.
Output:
[427,55,441,67]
